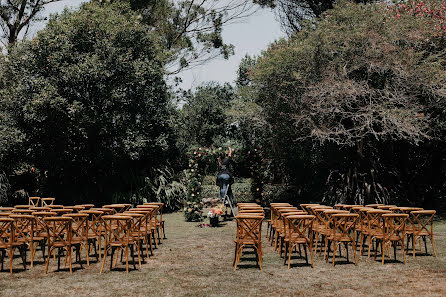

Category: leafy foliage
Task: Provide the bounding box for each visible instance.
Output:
[1,2,176,205]
[251,0,446,208]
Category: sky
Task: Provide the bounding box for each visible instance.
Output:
[32,0,285,90]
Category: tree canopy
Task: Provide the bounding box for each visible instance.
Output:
[0,2,176,204]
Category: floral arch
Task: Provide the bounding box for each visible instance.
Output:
[184,145,264,222]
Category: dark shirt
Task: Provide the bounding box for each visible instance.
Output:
[218,156,232,176]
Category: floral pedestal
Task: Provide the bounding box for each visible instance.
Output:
[209,216,219,227]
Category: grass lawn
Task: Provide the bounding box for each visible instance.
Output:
[1,211,445,297]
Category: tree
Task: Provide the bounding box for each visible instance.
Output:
[1,2,177,204]
[96,0,261,74]
[251,1,446,209]
[0,0,61,48]
[179,82,234,148]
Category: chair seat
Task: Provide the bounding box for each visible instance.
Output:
[51,241,69,247]
[374,234,402,241]
[327,235,353,242]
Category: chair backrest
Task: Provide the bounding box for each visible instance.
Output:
[9,214,34,245]
[285,214,315,240]
[0,218,14,248]
[235,215,263,245]
[366,209,391,231]
[43,217,73,246]
[32,212,57,239]
[102,215,132,246]
[381,214,408,240]
[330,214,359,241]
[410,210,436,236]
[79,210,104,237]
[41,198,55,207]
[28,197,40,207]
[63,213,89,242]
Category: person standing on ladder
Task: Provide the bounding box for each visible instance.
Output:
[216,144,234,215]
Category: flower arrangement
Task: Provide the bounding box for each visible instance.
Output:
[183,144,265,222]
[184,201,204,222]
[207,204,225,218]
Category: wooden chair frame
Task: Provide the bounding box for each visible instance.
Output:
[283,214,315,268]
[233,215,263,271]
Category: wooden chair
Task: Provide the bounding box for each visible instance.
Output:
[9,214,34,269]
[144,203,166,240]
[80,210,104,262]
[374,214,408,264]
[406,210,436,258]
[283,214,315,268]
[126,208,155,259]
[317,209,349,257]
[325,213,359,267]
[233,214,264,271]
[364,209,391,258]
[100,215,140,273]
[28,197,40,207]
[41,198,55,207]
[0,217,20,274]
[43,217,75,274]
[31,211,57,264]
[63,213,88,266]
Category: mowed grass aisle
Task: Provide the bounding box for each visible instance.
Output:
[1,212,446,297]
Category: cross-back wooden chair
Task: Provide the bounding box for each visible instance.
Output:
[267,203,290,237]
[233,214,264,271]
[270,206,297,245]
[277,210,306,256]
[283,214,315,268]
[41,198,55,207]
[272,207,299,249]
[43,217,75,274]
[126,208,155,259]
[373,213,408,264]
[364,209,391,258]
[63,213,88,267]
[80,210,104,262]
[144,203,166,240]
[121,212,145,265]
[0,217,19,274]
[31,211,56,264]
[136,205,161,248]
[28,197,40,207]
[325,213,359,267]
[9,214,34,269]
[406,210,436,258]
[100,215,140,273]
[320,209,349,258]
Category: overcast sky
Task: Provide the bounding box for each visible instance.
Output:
[33,0,284,90]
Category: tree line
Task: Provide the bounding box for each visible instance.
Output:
[1,0,445,212]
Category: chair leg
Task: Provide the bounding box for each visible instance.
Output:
[45,247,52,274]
[381,241,385,265]
[353,242,358,266]
[100,247,109,273]
[332,241,337,267]
[431,235,437,257]
[309,243,315,268]
[68,246,72,274]
[401,239,407,264]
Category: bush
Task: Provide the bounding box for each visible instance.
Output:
[252,0,446,209]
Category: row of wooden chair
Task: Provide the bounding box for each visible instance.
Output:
[267,203,436,268]
[0,202,166,274]
[233,203,265,271]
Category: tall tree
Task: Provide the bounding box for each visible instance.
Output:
[0,0,61,47]
[1,2,176,204]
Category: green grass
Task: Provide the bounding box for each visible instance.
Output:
[1,212,446,296]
